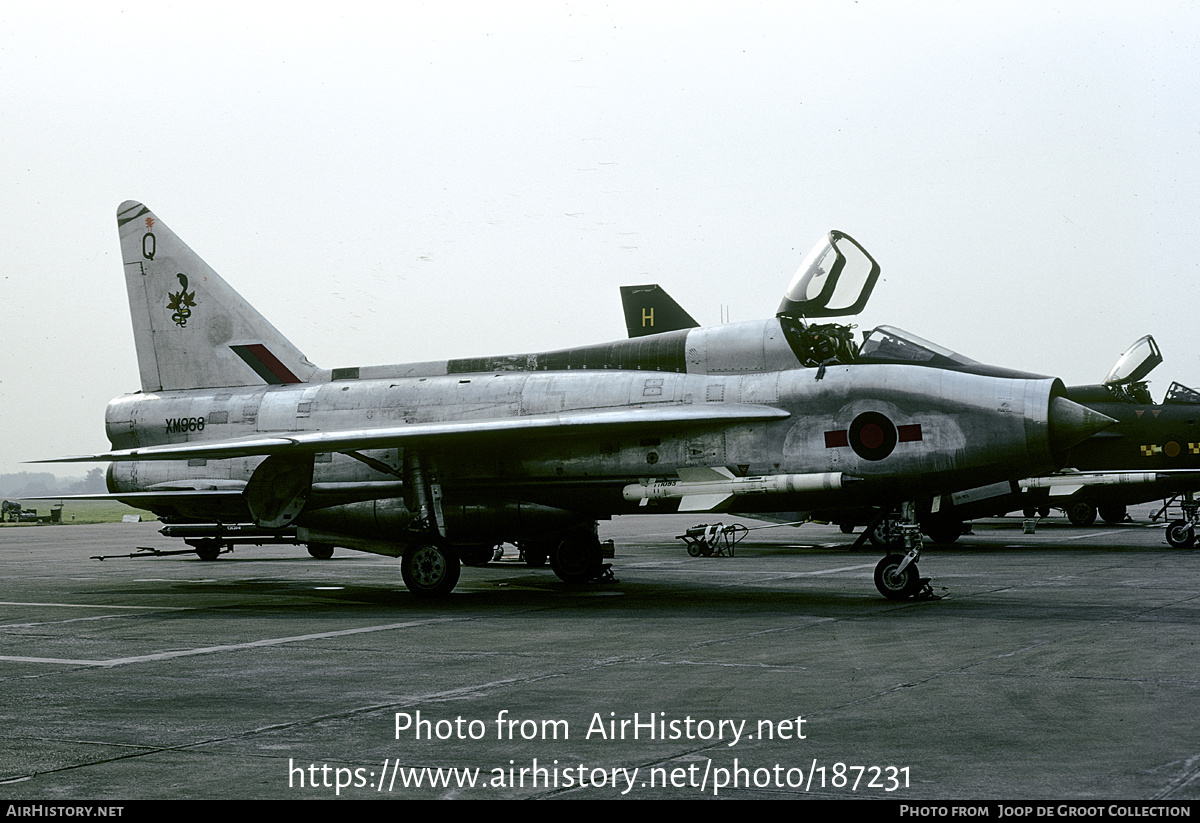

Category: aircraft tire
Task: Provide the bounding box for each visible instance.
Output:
[1098,504,1127,525]
[401,542,461,597]
[869,519,904,549]
[874,554,922,600]
[1166,521,1195,548]
[550,533,603,584]
[459,544,497,567]
[923,519,963,545]
[1066,501,1097,527]
[306,542,335,560]
[194,539,222,561]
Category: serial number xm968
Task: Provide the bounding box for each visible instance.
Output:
[165,417,205,434]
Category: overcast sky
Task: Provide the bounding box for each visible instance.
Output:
[3,1,1199,476]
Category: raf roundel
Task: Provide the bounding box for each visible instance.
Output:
[849,412,898,461]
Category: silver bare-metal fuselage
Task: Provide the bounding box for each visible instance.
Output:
[106,354,1064,553]
[46,205,1121,597]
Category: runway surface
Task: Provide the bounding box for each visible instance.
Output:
[0,507,1197,800]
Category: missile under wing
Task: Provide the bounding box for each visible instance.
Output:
[40,206,1113,600]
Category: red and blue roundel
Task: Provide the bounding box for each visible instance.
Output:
[824,415,922,458]
[849,412,897,461]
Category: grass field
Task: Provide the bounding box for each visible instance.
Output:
[1,499,155,525]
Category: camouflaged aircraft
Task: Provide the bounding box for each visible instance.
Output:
[1014,336,1200,544]
[42,206,1115,600]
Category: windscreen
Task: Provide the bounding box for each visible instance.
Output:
[857,324,1046,380]
[859,325,979,367]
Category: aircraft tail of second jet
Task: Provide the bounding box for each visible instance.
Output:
[116,201,320,392]
[619,284,699,338]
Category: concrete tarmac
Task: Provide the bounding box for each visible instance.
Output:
[0,507,1198,800]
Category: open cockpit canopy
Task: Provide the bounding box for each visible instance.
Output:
[777,230,881,319]
[1099,335,1162,404]
[1103,335,1162,387]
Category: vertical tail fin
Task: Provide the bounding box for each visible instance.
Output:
[117,201,321,392]
[619,284,699,338]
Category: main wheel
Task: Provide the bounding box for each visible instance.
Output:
[923,519,963,545]
[1098,503,1127,524]
[459,544,496,567]
[869,518,904,549]
[401,542,461,597]
[550,533,603,583]
[874,554,922,600]
[1066,501,1097,527]
[1166,520,1195,548]
[306,542,334,560]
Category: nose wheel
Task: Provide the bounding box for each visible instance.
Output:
[870,505,940,600]
[873,553,925,600]
[1166,520,1195,548]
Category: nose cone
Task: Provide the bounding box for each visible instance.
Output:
[1048,396,1117,453]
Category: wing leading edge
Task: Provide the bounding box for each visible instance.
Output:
[40,404,791,463]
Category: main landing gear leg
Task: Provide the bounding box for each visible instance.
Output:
[399,453,461,597]
[873,503,937,601]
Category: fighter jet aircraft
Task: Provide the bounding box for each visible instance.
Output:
[619,288,1200,546]
[41,208,1114,600]
[1014,337,1200,536]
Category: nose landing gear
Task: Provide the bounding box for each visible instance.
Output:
[870,506,937,601]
